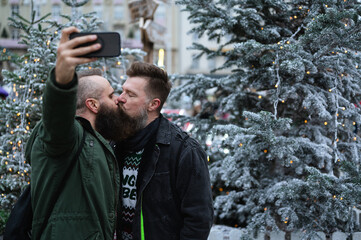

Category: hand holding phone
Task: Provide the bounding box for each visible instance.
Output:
[56,27,102,85]
[70,32,121,58]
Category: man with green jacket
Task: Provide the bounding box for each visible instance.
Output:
[26,27,120,239]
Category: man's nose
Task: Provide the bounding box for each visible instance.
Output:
[116,93,126,104]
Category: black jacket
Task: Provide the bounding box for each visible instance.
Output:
[116,116,213,240]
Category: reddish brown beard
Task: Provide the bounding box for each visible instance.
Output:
[116,104,148,140]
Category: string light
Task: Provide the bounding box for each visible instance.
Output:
[264,149,268,153]
[264,208,267,211]
[353,122,356,125]
[157,49,165,67]
[354,137,357,141]
[304,120,308,123]
[258,95,262,99]
[239,143,243,147]
[324,122,328,125]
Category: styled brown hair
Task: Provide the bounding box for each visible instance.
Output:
[126,62,171,112]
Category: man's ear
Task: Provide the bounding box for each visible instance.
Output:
[148,98,161,112]
[85,98,100,114]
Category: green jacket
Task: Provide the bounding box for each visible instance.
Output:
[25,70,120,240]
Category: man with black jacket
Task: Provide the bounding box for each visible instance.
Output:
[114,62,214,240]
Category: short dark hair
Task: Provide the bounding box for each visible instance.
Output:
[126,62,171,112]
[76,68,103,113]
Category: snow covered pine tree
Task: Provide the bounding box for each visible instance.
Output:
[173,0,361,238]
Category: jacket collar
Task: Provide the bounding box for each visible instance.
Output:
[155,114,172,145]
[75,116,115,157]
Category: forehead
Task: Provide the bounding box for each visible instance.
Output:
[123,77,148,92]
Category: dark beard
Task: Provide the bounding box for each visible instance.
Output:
[95,103,148,141]
[95,104,124,141]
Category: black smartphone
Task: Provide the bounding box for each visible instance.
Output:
[69,32,121,58]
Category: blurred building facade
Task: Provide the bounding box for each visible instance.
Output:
[0,0,230,75]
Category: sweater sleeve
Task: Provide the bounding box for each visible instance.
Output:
[42,68,78,156]
[177,140,214,240]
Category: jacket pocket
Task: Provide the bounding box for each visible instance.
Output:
[147,171,173,202]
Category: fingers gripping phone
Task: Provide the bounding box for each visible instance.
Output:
[69,32,121,58]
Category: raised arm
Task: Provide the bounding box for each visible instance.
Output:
[42,27,100,154]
